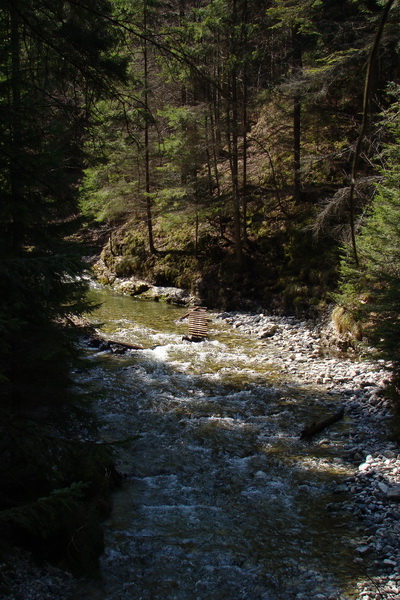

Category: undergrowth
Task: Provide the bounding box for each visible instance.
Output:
[95,204,339,315]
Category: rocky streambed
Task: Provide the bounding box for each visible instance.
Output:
[2,305,400,600]
[216,311,400,600]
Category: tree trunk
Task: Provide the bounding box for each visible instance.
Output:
[143,1,156,254]
[292,25,302,204]
[179,0,187,105]
[209,108,221,198]
[228,0,242,264]
[228,93,242,263]
[10,2,23,251]
[300,407,345,440]
[241,0,249,242]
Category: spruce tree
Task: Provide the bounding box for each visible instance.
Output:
[0,0,127,570]
[0,0,126,398]
[336,87,400,390]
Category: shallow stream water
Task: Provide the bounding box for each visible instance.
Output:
[74,285,369,600]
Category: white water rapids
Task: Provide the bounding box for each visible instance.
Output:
[73,286,369,600]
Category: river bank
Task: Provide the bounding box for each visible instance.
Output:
[2,300,400,600]
[216,310,400,600]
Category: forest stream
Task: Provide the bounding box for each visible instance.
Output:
[71,284,386,600]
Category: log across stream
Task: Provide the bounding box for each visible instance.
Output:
[71,285,375,600]
[300,407,346,440]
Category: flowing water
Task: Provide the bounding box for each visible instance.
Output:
[74,285,368,600]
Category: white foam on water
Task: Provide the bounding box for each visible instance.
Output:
[74,290,366,600]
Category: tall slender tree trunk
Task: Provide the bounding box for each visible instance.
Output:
[293,96,301,202]
[241,0,248,243]
[227,82,242,263]
[195,212,199,257]
[209,108,221,198]
[228,0,242,264]
[210,68,222,199]
[242,96,248,242]
[143,1,155,254]
[292,25,302,204]
[10,2,22,251]
[179,0,187,106]
[204,115,214,197]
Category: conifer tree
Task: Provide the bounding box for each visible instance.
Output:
[0,1,127,567]
[336,88,400,389]
[0,0,126,396]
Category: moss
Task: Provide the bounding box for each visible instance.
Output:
[90,199,341,315]
[114,256,140,277]
[152,262,179,286]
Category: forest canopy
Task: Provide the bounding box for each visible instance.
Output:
[78,0,400,311]
[0,0,398,383]
[1,0,399,386]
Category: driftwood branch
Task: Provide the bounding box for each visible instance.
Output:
[107,339,145,351]
[87,334,144,352]
[300,406,345,440]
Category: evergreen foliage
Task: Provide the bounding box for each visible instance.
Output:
[0,0,127,394]
[0,483,90,539]
[336,87,400,388]
[0,0,127,572]
[79,0,400,314]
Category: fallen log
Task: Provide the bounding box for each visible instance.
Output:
[107,339,145,351]
[86,334,144,352]
[300,406,345,440]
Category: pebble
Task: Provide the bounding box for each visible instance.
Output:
[4,307,399,600]
[216,309,400,600]
[0,549,75,600]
